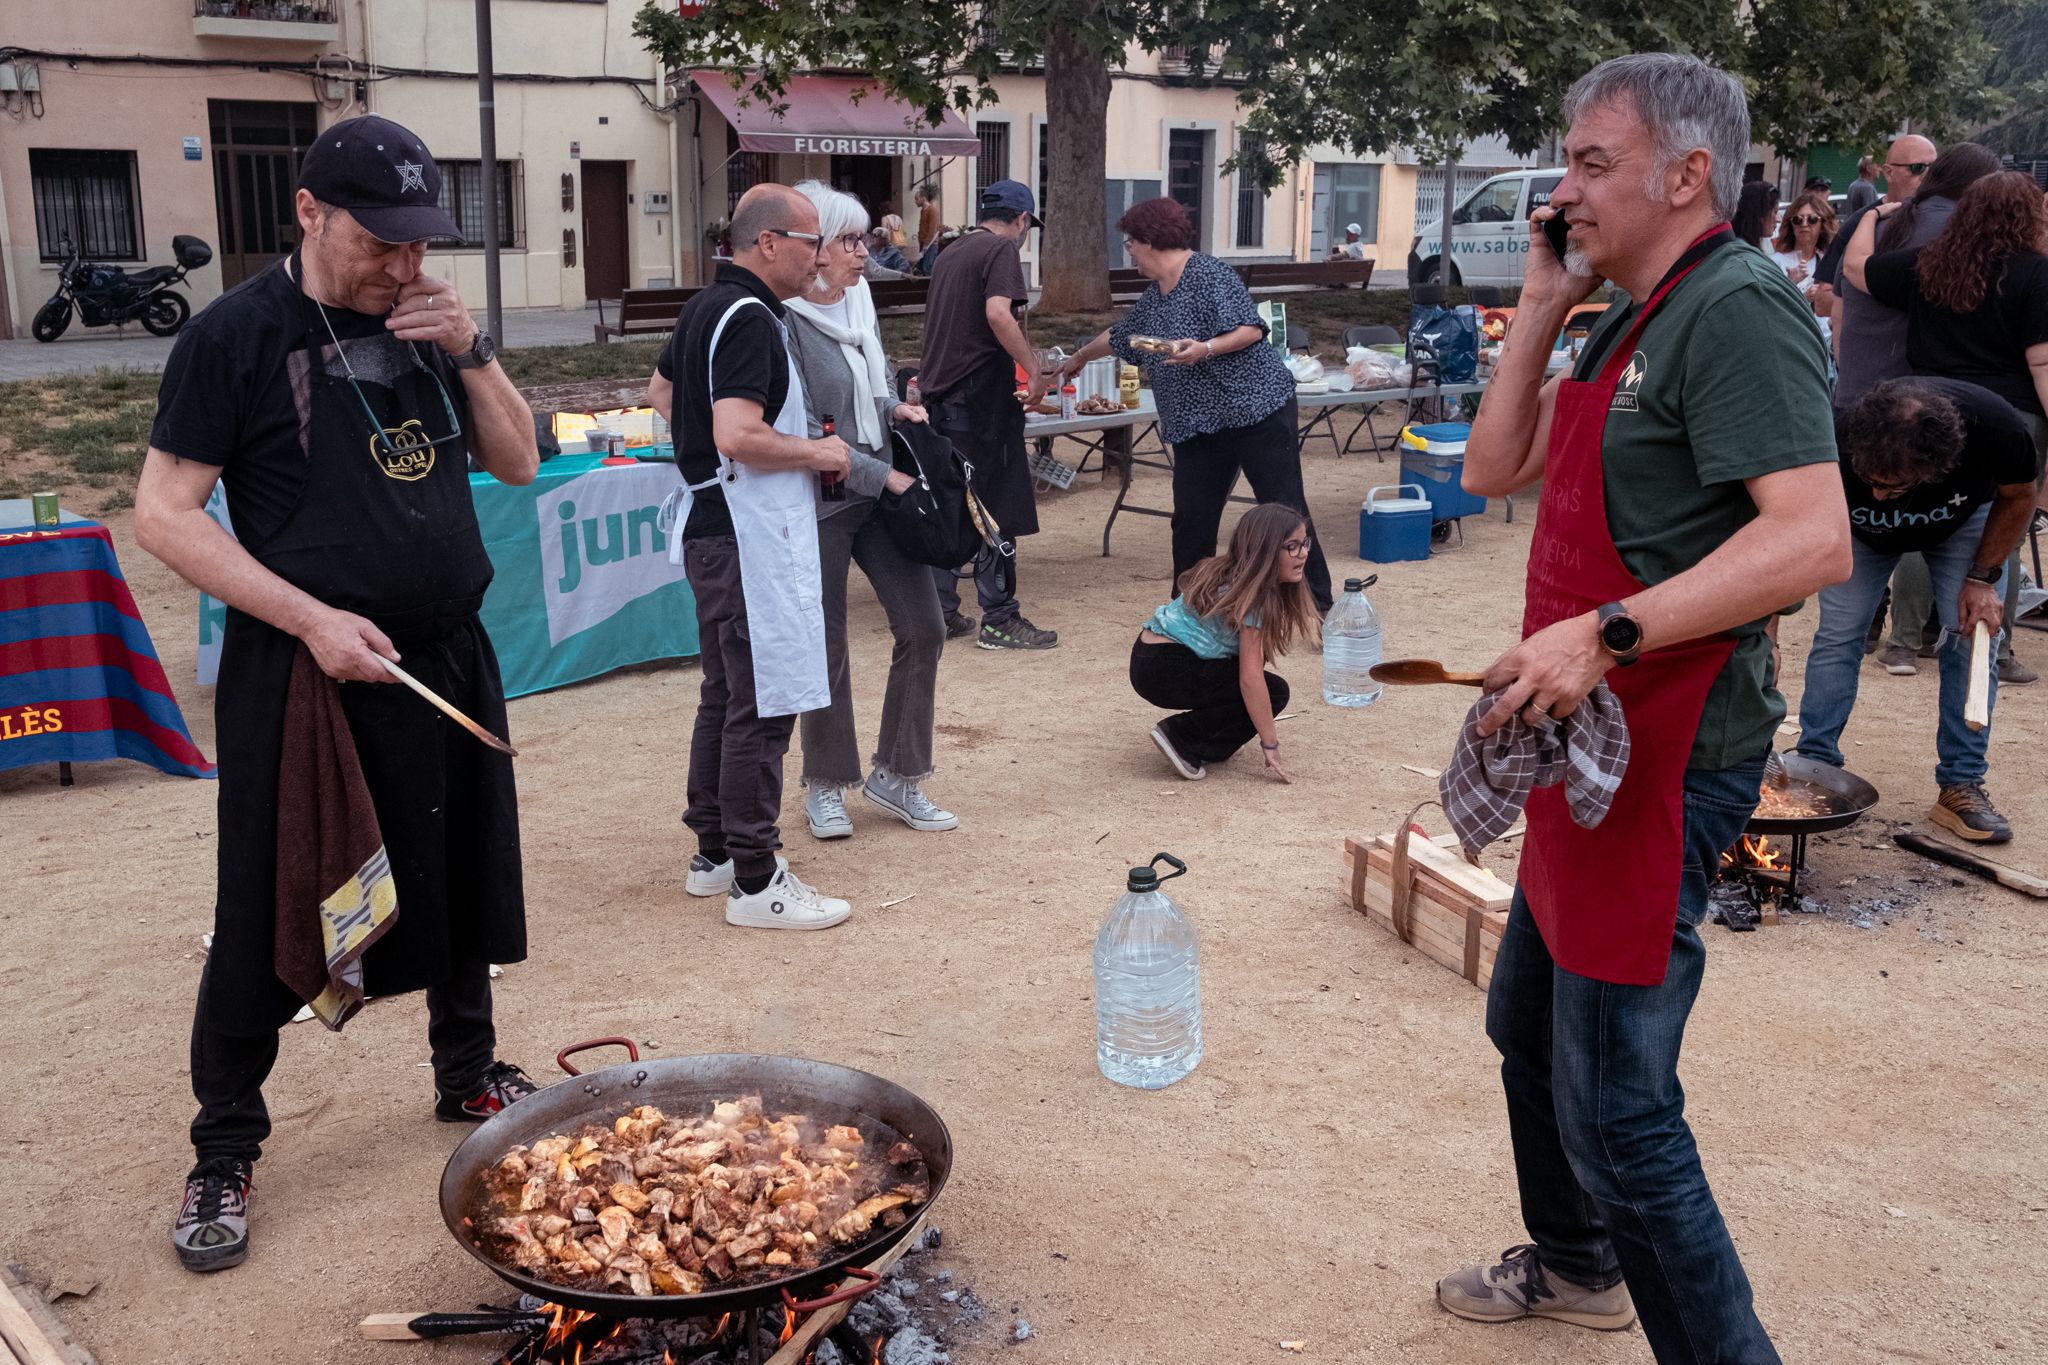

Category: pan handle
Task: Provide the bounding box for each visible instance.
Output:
[781,1266,881,1314]
[554,1036,641,1077]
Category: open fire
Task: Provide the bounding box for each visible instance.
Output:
[1715,833,1806,930]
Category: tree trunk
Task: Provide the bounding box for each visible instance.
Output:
[1037,21,1112,314]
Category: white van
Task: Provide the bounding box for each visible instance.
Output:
[1408,169,1565,286]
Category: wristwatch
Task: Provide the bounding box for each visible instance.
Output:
[451,330,497,370]
[1596,602,1644,666]
[1966,565,2001,584]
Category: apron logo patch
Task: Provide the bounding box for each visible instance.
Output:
[1611,351,1648,412]
[371,419,437,481]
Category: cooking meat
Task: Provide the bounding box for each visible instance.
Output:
[475,1097,931,1298]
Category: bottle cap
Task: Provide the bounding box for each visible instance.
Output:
[1126,852,1187,892]
[1344,575,1379,593]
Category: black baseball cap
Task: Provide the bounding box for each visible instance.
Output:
[298,115,461,244]
[979,179,1044,227]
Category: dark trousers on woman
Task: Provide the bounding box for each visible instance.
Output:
[1170,397,1334,613]
[1129,637,1288,763]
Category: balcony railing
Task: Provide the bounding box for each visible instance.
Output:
[193,1,340,41]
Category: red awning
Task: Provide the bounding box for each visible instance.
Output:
[694,73,980,159]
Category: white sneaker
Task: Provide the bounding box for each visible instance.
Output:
[807,784,854,840]
[685,852,784,897]
[862,769,959,832]
[725,866,852,931]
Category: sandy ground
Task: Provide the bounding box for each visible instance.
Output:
[4,420,2046,1365]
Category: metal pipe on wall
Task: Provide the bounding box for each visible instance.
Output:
[474,0,503,341]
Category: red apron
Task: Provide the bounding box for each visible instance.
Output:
[1519,227,1738,986]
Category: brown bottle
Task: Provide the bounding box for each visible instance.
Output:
[820,413,844,501]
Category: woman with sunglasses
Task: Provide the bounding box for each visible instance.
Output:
[1770,190,1838,349]
[1061,198,1335,614]
[780,180,958,842]
[1131,503,1321,783]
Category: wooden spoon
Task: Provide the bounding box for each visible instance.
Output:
[1370,659,1486,687]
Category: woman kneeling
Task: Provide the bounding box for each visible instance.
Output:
[1131,503,1319,783]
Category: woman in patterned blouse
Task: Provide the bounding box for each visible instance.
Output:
[1063,197,1334,611]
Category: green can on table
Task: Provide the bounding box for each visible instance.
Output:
[31,491,60,528]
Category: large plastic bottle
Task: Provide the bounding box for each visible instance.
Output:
[1322,575,1383,707]
[1093,853,1202,1089]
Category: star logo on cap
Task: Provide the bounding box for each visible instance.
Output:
[395,160,426,194]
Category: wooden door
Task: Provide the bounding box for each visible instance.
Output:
[581,161,631,301]
[210,100,318,287]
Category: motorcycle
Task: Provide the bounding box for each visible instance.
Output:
[32,235,213,342]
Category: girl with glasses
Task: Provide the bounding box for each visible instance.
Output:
[1129,503,1320,783]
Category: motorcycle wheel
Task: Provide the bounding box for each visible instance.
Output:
[32,299,72,343]
[141,292,190,337]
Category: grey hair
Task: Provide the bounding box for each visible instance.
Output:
[1563,53,1749,222]
[793,179,870,245]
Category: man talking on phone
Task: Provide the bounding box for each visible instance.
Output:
[1442,54,1849,1362]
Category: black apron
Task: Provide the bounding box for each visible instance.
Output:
[206,266,526,1036]
[934,354,1038,538]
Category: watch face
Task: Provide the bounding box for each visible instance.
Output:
[1601,614,1643,654]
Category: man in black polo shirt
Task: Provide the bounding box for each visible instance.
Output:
[1796,377,2037,841]
[648,183,854,928]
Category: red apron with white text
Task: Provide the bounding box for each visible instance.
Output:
[1519,227,1737,986]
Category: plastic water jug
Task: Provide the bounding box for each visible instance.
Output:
[1323,576,1383,707]
[1094,853,1202,1089]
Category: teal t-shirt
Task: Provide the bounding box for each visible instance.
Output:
[1572,240,1837,769]
[1146,597,1259,659]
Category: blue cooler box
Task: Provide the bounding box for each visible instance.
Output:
[1360,483,1433,562]
[1399,422,1487,522]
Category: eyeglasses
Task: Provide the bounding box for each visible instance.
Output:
[1281,538,1312,556]
[767,229,826,246]
[1789,214,1824,226]
[1862,473,1925,496]
[310,291,464,465]
[832,232,869,254]
[1885,162,1931,176]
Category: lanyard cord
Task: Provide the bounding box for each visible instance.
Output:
[288,256,425,380]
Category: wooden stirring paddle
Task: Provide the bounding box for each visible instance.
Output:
[378,656,519,756]
[1370,659,1487,687]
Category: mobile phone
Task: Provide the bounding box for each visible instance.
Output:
[1540,209,1572,260]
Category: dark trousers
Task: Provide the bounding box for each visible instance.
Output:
[189,956,494,1168]
[931,553,1017,626]
[1487,757,1780,1364]
[683,534,797,880]
[1129,636,1288,763]
[1170,398,1334,613]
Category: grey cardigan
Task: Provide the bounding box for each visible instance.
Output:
[784,307,898,518]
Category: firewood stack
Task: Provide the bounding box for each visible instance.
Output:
[1344,828,1513,990]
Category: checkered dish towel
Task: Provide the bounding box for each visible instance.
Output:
[1438,681,1631,857]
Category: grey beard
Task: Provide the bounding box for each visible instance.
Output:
[1562,247,1596,279]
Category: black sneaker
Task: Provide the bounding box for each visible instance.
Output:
[977,616,1057,650]
[435,1060,540,1122]
[172,1157,252,1273]
[944,611,977,642]
[1931,783,2012,844]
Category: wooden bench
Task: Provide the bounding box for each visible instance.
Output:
[1236,258,1374,293]
[1109,268,1149,303]
[867,276,931,315]
[593,287,697,342]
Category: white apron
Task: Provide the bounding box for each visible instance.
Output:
[659,297,830,718]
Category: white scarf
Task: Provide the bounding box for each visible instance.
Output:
[785,278,891,451]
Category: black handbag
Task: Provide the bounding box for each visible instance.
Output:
[875,422,1010,584]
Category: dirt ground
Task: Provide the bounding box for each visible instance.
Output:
[4,419,2045,1365]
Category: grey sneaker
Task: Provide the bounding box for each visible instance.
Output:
[978,616,1057,650]
[1878,645,1918,676]
[1997,655,2038,685]
[807,784,854,840]
[173,1158,252,1273]
[1438,1245,1635,1331]
[863,769,959,831]
[1931,783,2012,843]
[944,610,977,642]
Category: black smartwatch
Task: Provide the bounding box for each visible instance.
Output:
[1966,564,2001,584]
[451,330,497,370]
[1596,602,1644,666]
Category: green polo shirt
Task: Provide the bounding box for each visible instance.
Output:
[1572,240,1837,770]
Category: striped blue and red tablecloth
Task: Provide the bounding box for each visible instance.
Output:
[0,518,214,779]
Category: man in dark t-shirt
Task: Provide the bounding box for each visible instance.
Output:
[919,180,1056,648]
[1796,378,2036,841]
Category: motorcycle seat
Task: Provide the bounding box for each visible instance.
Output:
[125,266,182,287]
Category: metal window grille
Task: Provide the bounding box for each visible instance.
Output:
[726,146,771,216]
[1414,167,1499,227]
[436,160,521,249]
[1235,139,1267,248]
[975,122,1010,201]
[30,149,143,261]
[1037,123,1050,217]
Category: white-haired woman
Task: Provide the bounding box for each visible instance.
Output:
[784,180,956,841]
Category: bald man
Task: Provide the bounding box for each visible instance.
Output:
[647,184,856,930]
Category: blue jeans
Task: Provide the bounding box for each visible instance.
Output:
[1797,506,2001,788]
[1487,756,1780,1365]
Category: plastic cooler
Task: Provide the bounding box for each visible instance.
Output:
[1399,422,1487,522]
[1360,483,1433,562]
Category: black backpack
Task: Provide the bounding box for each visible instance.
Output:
[875,420,1011,586]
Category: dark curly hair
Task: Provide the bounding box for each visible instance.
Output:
[1117,197,1197,251]
[1772,190,1836,254]
[1842,379,1967,488]
[1917,172,2048,313]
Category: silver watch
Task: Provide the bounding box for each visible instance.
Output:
[451,331,497,370]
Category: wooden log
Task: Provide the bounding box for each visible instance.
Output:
[1895,830,2048,898]
[763,1214,929,1365]
[0,1266,95,1365]
[1965,620,1991,731]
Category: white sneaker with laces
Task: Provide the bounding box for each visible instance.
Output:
[725,866,852,931]
[685,852,784,897]
[862,769,959,832]
[807,784,854,839]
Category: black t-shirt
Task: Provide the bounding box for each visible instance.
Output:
[150,256,473,550]
[656,262,791,540]
[1838,378,2039,554]
[1864,246,2048,415]
[917,228,1028,402]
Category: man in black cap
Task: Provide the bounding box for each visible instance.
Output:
[135,114,541,1274]
[920,179,1057,648]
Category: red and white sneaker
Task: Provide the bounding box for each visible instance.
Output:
[434,1060,539,1122]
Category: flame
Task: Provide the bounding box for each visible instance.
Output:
[1721,834,1785,871]
[871,1332,885,1365]
[779,1304,797,1346]
[712,1312,732,1342]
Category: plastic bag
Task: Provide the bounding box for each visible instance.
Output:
[1408,303,1479,383]
[1346,345,1411,391]
[1286,352,1326,385]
